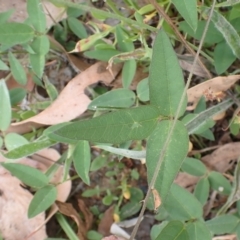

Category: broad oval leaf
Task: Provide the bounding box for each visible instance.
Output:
[30,35,50,55]
[0,79,11,131]
[208,171,231,195]
[88,89,136,110]
[155,221,189,240]
[73,141,91,185]
[28,185,57,218]
[146,120,189,204]
[9,88,27,106]
[214,41,236,74]
[137,78,149,102]
[122,59,137,88]
[0,23,34,45]
[203,8,240,58]
[4,138,56,159]
[164,184,203,221]
[47,105,161,144]
[1,163,49,188]
[149,29,186,117]
[172,0,197,31]
[181,157,207,176]
[206,214,239,235]
[186,220,212,240]
[68,17,88,39]
[0,59,9,70]
[4,133,29,151]
[27,0,46,32]
[30,53,45,78]
[8,52,27,85]
[194,177,210,205]
[116,25,134,52]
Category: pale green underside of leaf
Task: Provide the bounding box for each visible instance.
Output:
[0,23,34,45]
[48,105,161,144]
[30,35,50,55]
[172,0,198,31]
[1,163,48,188]
[0,79,11,131]
[27,0,46,32]
[204,8,240,59]
[28,185,57,218]
[148,29,186,117]
[186,98,233,134]
[73,141,91,185]
[146,120,189,204]
[3,138,56,159]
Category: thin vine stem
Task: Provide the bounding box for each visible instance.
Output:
[129,0,217,239]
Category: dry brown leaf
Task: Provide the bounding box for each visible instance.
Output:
[98,205,115,236]
[187,75,240,110]
[78,199,93,231]
[102,236,127,240]
[7,62,122,134]
[56,200,87,240]
[201,142,240,173]
[174,172,199,189]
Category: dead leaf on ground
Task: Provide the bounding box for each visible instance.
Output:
[7,62,122,134]
[187,75,240,110]
[98,205,115,236]
[56,199,93,240]
[174,172,199,190]
[201,142,240,173]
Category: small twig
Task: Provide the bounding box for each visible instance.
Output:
[130,1,216,239]
[189,145,221,155]
[149,0,212,79]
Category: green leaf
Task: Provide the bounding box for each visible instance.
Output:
[95,145,146,160]
[30,35,50,55]
[29,53,45,78]
[68,17,88,39]
[1,163,49,188]
[9,88,26,106]
[172,0,197,31]
[102,194,113,206]
[179,20,223,44]
[0,23,34,45]
[84,49,121,61]
[208,171,231,195]
[8,52,27,85]
[203,8,240,58]
[0,79,11,131]
[186,221,212,240]
[73,141,91,185]
[87,230,103,240]
[149,29,186,117]
[194,177,210,205]
[27,0,46,32]
[120,201,142,220]
[4,133,29,151]
[116,25,134,52]
[206,214,239,235]
[122,59,137,88]
[89,89,135,110]
[4,138,56,159]
[181,157,207,177]
[0,59,9,70]
[47,105,161,144]
[146,120,188,205]
[164,184,203,221]
[0,9,14,24]
[186,98,233,134]
[90,155,107,172]
[214,41,236,74]
[28,185,57,218]
[151,221,168,240]
[155,221,189,240]
[137,78,149,102]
